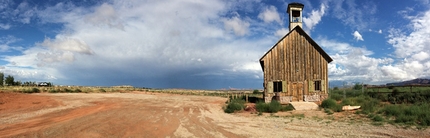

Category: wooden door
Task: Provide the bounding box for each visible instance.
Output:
[297,83,303,101]
[292,82,304,101]
[292,83,297,101]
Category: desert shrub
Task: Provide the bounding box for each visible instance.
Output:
[31,88,40,93]
[360,97,380,114]
[372,115,384,122]
[324,108,333,115]
[395,114,416,125]
[267,100,282,113]
[380,103,430,126]
[375,93,388,102]
[255,100,284,113]
[224,99,245,113]
[49,89,58,93]
[321,98,342,112]
[64,88,72,92]
[281,104,295,111]
[22,88,40,93]
[353,83,362,90]
[341,98,353,106]
[353,95,366,104]
[99,89,106,92]
[252,89,260,94]
[381,104,403,117]
[333,87,339,90]
[329,91,343,101]
[257,112,263,116]
[256,101,269,113]
[74,89,82,93]
[321,99,337,109]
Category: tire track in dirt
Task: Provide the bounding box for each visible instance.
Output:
[0,101,117,137]
[1,93,430,138]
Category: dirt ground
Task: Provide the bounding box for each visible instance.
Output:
[1,92,429,138]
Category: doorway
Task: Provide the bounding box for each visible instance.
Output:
[292,82,303,101]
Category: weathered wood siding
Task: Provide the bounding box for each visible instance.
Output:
[261,29,329,102]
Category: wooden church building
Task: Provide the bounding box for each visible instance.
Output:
[259,3,333,104]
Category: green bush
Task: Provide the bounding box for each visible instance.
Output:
[382,104,403,117]
[321,99,337,109]
[372,115,384,122]
[321,99,342,112]
[224,99,245,113]
[22,88,40,93]
[252,89,260,94]
[256,101,269,113]
[31,88,40,93]
[329,92,343,101]
[49,89,58,93]
[281,104,295,111]
[375,93,388,102]
[255,100,286,113]
[341,98,353,106]
[64,88,72,92]
[380,103,430,126]
[324,108,333,115]
[353,83,362,90]
[99,89,106,92]
[267,100,282,113]
[333,87,339,90]
[74,89,82,92]
[360,97,380,114]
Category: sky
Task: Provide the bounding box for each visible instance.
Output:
[1,0,430,89]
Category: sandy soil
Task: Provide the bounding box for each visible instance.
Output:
[0,92,429,138]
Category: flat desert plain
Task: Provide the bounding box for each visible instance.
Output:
[0,92,429,138]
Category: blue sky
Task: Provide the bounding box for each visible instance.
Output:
[1,0,430,89]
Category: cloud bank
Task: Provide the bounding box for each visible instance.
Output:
[1,0,276,89]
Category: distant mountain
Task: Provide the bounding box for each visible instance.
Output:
[386,78,430,86]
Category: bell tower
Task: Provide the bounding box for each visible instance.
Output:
[287,3,304,31]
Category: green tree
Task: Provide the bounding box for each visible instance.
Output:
[0,72,4,86]
[353,83,362,90]
[14,80,22,86]
[5,75,14,86]
[333,87,339,90]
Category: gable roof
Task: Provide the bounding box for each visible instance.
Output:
[259,26,333,70]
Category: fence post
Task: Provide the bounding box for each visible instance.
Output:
[246,94,248,103]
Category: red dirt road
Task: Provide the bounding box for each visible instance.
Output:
[1,92,429,138]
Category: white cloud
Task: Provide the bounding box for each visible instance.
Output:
[386,9,430,80]
[380,65,412,80]
[318,38,394,83]
[303,4,326,31]
[378,29,382,34]
[258,5,281,24]
[388,10,430,59]
[318,38,372,55]
[331,0,377,30]
[274,28,289,38]
[412,51,429,61]
[39,37,93,55]
[84,3,124,30]
[2,0,271,86]
[0,23,10,29]
[223,16,250,36]
[352,31,364,41]
[0,35,22,52]
[13,1,36,24]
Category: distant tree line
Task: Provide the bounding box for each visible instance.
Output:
[0,72,53,87]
